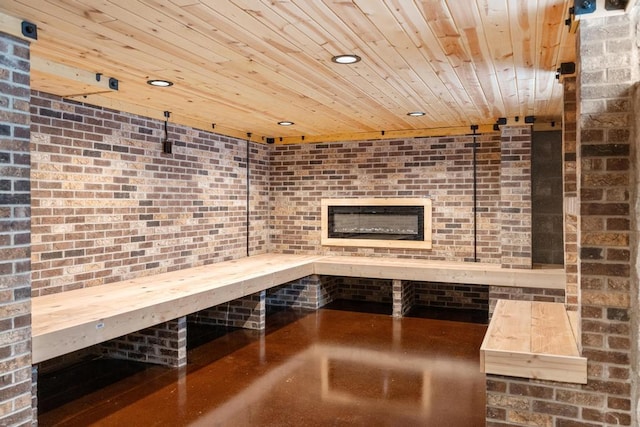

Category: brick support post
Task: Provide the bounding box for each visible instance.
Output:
[0,32,33,426]
[266,275,335,310]
[392,279,414,317]
[194,291,266,330]
[101,317,188,367]
[576,12,636,426]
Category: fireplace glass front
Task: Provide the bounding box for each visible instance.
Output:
[328,205,424,241]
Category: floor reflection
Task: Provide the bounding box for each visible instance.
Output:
[39,303,487,427]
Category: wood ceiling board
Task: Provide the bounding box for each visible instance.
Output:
[0,0,576,141]
[23,1,354,135]
[348,1,462,125]
[149,0,401,133]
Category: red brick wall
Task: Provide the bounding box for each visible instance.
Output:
[269,134,503,261]
[29,92,270,296]
[0,33,33,426]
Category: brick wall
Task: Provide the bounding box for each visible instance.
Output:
[500,126,532,269]
[413,282,489,311]
[0,33,33,426]
[29,92,270,296]
[269,134,503,261]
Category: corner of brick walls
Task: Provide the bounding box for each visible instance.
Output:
[29,91,269,296]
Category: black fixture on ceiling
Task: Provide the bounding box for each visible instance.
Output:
[21,21,37,40]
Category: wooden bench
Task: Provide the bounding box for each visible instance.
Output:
[32,254,566,364]
[480,300,587,384]
[314,256,565,288]
[32,254,322,363]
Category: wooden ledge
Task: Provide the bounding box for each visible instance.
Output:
[313,256,565,289]
[32,254,567,364]
[480,300,587,384]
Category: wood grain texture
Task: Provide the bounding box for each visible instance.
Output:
[480,300,587,384]
[32,253,566,363]
[0,1,576,142]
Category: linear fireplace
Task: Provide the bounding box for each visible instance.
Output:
[321,198,432,249]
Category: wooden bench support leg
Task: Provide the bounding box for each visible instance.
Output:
[266,275,336,310]
[392,279,415,317]
[100,316,188,368]
[192,291,266,330]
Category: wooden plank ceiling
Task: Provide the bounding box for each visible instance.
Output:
[0,0,576,143]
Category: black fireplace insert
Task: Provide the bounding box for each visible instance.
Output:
[327,205,424,241]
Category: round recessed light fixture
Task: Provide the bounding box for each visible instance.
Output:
[147,79,173,87]
[278,121,295,126]
[331,54,361,64]
[407,111,426,117]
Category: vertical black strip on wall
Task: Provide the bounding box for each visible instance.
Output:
[471,125,479,262]
[246,136,251,257]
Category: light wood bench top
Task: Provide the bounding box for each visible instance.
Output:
[32,254,566,364]
[32,253,321,363]
[480,300,587,384]
[313,256,565,289]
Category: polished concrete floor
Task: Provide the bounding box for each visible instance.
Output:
[38,302,488,426]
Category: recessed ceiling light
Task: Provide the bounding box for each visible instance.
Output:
[278,121,295,126]
[407,111,426,117]
[331,54,361,64]
[147,79,173,87]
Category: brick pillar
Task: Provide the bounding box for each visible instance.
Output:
[392,279,414,317]
[0,32,33,426]
[562,76,580,312]
[101,317,188,367]
[266,275,336,310]
[500,125,532,269]
[194,291,266,330]
[576,11,636,426]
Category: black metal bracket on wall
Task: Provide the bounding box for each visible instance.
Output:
[470,124,479,262]
[163,111,172,154]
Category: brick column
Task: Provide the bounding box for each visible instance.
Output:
[562,76,580,312]
[101,317,188,367]
[576,11,635,426]
[499,125,532,269]
[266,275,336,310]
[194,291,266,330]
[391,279,415,317]
[0,32,33,426]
